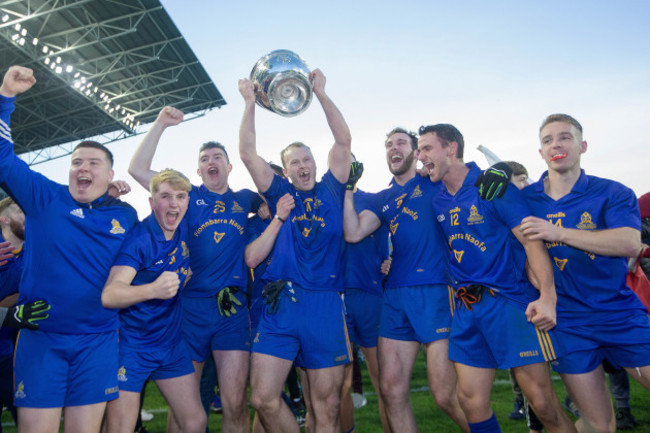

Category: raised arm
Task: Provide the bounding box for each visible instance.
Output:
[245,193,295,268]
[310,69,352,184]
[101,266,180,309]
[238,79,275,193]
[128,106,183,190]
[512,226,557,331]
[0,66,36,98]
[520,216,640,258]
[343,190,381,243]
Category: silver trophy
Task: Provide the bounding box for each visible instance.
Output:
[250,50,313,117]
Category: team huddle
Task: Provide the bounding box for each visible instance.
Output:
[1,63,649,433]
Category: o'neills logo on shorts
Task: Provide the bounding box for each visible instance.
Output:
[105,386,119,395]
[335,355,348,362]
[436,327,450,334]
[519,350,539,358]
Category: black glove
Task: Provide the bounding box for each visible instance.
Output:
[263,280,297,314]
[346,161,364,191]
[217,287,242,318]
[2,300,51,330]
[474,162,513,200]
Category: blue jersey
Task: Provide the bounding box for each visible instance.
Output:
[263,170,346,291]
[367,175,449,289]
[0,96,138,334]
[433,163,538,307]
[246,215,272,303]
[112,214,190,350]
[521,170,646,327]
[0,237,22,359]
[343,190,389,296]
[184,186,261,297]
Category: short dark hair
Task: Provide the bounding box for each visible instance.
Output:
[199,141,229,163]
[385,127,418,150]
[418,124,464,158]
[268,162,284,177]
[73,141,114,167]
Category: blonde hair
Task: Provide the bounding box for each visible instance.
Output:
[150,169,191,195]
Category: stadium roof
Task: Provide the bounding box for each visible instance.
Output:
[0,0,225,165]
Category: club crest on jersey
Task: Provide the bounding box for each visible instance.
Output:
[70,208,85,219]
[117,366,127,382]
[14,381,26,399]
[110,219,125,234]
[453,250,464,263]
[389,220,398,235]
[231,201,244,213]
[302,227,312,237]
[410,185,422,199]
[181,241,189,258]
[576,212,597,230]
[467,205,484,225]
[213,201,226,214]
[214,232,225,243]
[554,257,568,271]
[168,247,178,265]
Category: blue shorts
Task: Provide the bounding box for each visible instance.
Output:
[14,330,119,408]
[117,340,194,392]
[344,289,382,348]
[551,313,650,374]
[250,297,263,334]
[252,284,352,369]
[379,285,454,343]
[449,292,564,369]
[181,292,251,361]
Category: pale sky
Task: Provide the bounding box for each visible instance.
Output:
[23,0,650,218]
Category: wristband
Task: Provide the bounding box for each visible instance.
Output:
[274,215,286,223]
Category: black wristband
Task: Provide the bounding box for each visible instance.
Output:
[274,215,286,223]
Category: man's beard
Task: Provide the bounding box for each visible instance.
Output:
[389,150,415,176]
[9,219,24,241]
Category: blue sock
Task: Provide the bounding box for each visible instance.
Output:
[468,413,501,433]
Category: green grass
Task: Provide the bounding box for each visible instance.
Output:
[3,350,650,432]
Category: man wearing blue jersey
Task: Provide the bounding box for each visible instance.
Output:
[343,128,468,433]
[238,69,351,433]
[519,114,650,433]
[417,123,575,433]
[102,169,206,433]
[0,66,138,433]
[340,157,391,433]
[129,107,261,433]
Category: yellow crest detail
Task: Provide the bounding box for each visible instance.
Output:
[110,219,125,234]
[117,366,127,382]
[303,198,313,212]
[389,221,398,235]
[410,185,422,199]
[467,205,484,224]
[302,227,312,237]
[453,250,464,263]
[213,201,226,214]
[214,232,225,243]
[181,241,189,258]
[554,257,568,271]
[576,212,596,230]
[15,381,26,398]
[231,201,244,213]
[168,247,177,265]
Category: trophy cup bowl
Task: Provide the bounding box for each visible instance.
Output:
[250,49,313,117]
